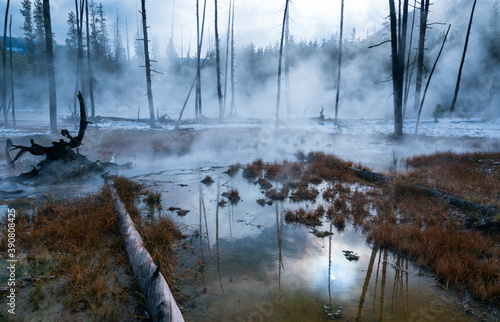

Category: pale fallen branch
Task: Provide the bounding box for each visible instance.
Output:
[109,184,184,322]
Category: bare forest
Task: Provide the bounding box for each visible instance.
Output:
[0,0,499,320]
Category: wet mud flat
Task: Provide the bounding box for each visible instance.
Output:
[0,125,498,320]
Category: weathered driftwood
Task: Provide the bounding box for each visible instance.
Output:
[352,167,498,218]
[109,184,184,322]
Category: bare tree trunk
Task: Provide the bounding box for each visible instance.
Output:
[416,24,451,133]
[335,0,344,121]
[2,0,9,128]
[412,0,429,116]
[77,1,85,98]
[230,1,236,116]
[403,0,417,118]
[195,0,200,119]
[73,0,85,120]
[450,0,477,113]
[85,0,95,120]
[276,0,290,123]
[195,0,207,120]
[43,0,57,133]
[223,0,232,117]
[388,0,408,137]
[284,2,291,116]
[141,0,156,127]
[9,15,15,129]
[126,18,130,62]
[214,0,223,120]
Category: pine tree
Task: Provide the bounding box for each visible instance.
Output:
[89,2,110,69]
[65,11,78,57]
[20,0,36,73]
[113,10,125,71]
[33,0,45,52]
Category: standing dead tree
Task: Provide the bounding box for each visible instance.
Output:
[334,0,344,121]
[73,0,85,120]
[402,0,417,117]
[229,0,236,116]
[140,0,156,127]
[276,0,290,123]
[284,1,291,115]
[2,0,10,128]
[85,0,96,119]
[450,0,477,113]
[43,0,57,133]
[412,0,430,117]
[416,24,451,133]
[195,0,207,120]
[388,0,409,136]
[223,0,232,117]
[9,15,15,128]
[214,0,223,120]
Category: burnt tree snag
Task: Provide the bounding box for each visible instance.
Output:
[5,92,100,178]
[2,0,10,127]
[140,0,156,128]
[450,0,477,113]
[43,0,57,133]
[214,0,223,120]
[335,0,344,121]
[412,0,429,117]
[276,0,290,124]
[388,0,408,136]
[416,24,451,134]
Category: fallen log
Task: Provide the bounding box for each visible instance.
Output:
[108,183,184,322]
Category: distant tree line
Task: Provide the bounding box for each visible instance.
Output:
[0,0,498,131]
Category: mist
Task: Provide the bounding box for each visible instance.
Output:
[0,0,497,129]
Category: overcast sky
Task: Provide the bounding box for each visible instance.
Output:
[3,0,390,56]
[1,0,491,57]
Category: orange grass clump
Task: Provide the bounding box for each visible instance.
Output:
[284,208,323,226]
[367,223,500,302]
[404,151,500,207]
[0,189,140,317]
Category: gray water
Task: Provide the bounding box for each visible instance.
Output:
[132,164,483,321]
[1,124,497,320]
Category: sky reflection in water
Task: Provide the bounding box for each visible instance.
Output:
[135,164,475,321]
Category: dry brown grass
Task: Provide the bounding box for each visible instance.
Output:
[404,151,500,207]
[265,188,289,200]
[112,176,193,304]
[284,207,323,226]
[225,163,241,177]
[368,179,500,303]
[304,151,356,182]
[242,159,265,180]
[244,151,500,303]
[222,189,241,204]
[0,188,145,319]
[257,177,273,190]
[368,222,500,302]
[289,185,319,202]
